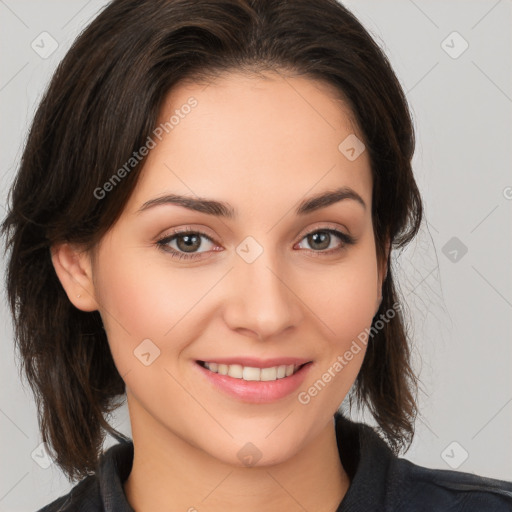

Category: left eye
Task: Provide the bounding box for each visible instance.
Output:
[295,229,353,253]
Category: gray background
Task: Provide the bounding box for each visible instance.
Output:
[1,0,511,510]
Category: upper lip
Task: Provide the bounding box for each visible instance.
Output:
[197,357,312,368]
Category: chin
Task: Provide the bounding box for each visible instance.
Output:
[202,423,309,468]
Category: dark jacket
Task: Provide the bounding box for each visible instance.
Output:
[37,412,512,511]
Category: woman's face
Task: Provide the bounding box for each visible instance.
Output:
[84,71,386,466]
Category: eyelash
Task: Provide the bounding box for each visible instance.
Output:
[156,227,356,261]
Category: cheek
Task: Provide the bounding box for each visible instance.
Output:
[93,246,218,370]
[305,245,379,345]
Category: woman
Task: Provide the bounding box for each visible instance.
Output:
[2,0,511,510]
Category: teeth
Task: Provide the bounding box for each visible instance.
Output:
[202,362,302,381]
[227,364,243,379]
[243,366,261,381]
[260,367,276,381]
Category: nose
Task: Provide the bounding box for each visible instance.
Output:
[223,249,303,340]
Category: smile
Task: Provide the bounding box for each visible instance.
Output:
[195,359,313,403]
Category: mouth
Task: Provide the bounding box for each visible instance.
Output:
[195,359,313,403]
[197,360,309,382]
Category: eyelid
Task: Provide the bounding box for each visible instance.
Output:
[155,224,219,243]
[295,221,351,240]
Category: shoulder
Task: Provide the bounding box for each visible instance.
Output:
[34,440,134,512]
[333,412,512,511]
[35,474,101,512]
[392,456,512,511]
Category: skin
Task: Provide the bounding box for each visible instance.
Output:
[52,70,389,512]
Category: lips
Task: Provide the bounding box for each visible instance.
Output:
[195,357,313,403]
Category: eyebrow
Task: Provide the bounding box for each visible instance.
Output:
[136,186,366,218]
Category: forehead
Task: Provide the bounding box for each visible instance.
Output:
[126,71,372,215]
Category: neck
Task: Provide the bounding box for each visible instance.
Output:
[123,399,350,512]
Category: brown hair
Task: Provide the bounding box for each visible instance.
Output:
[1,0,422,482]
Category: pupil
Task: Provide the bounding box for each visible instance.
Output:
[310,232,329,250]
[178,234,200,252]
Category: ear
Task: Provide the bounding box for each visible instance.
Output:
[50,242,99,312]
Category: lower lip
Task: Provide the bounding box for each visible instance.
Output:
[195,362,313,404]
